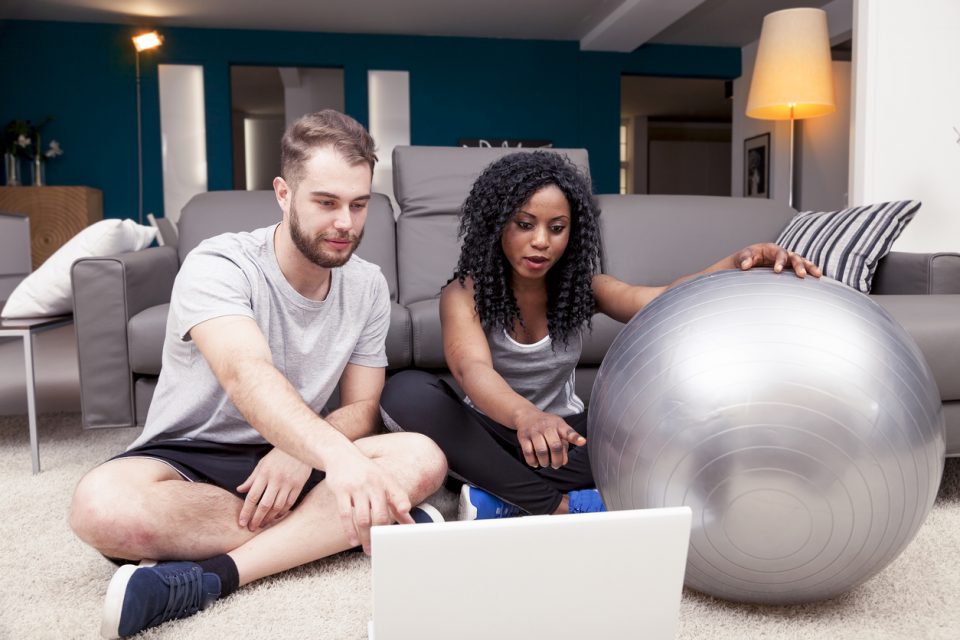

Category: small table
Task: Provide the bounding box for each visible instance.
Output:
[0,314,73,474]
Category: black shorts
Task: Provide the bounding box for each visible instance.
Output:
[110,439,326,507]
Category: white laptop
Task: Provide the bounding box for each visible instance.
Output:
[369,506,692,640]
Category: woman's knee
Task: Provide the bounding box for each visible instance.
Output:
[381,370,454,434]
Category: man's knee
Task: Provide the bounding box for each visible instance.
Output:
[401,432,448,495]
[70,470,120,547]
[69,465,157,553]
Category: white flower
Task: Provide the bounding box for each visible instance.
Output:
[45,140,63,158]
[16,134,31,148]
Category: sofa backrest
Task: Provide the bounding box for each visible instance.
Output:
[393,146,591,306]
[597,194,796,286]
[177,190,398,301]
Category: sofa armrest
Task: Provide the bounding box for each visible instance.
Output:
[71,246,179,429]
[872,251,960,294]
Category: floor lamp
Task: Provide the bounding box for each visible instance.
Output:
[746,8,835,209]
[132,31,163,226]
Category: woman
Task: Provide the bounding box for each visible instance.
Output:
[380,151,819,520]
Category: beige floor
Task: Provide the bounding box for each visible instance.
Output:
[2,329,958,639]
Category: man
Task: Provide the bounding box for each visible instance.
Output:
[69,110,448,639]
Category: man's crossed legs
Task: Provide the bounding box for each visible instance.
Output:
[69,432,446,638]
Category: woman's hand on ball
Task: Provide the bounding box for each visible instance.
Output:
[735,243,822,278]
[516,410,586,469]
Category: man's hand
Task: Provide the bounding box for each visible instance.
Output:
[323,447,414,555]
[515,409,586,469]
[237,447,312,531]
[734,243,822,278]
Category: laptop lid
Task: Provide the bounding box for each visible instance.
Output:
[370,506,692,640]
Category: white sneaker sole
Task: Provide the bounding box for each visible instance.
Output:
[412,502,445,523]
[100,560,156,639]
[458,484,478,521]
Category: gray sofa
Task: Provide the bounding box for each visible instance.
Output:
[0,212,31,302]
[71,146,960,456]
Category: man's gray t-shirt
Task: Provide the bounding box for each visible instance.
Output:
[129,223,390,449]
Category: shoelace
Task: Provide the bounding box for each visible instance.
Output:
[159,567,203,622]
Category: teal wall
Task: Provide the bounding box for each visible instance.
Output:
[0,20,739,220]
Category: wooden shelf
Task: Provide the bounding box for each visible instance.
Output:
[0,186,103,270]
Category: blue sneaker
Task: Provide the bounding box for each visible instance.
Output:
[410,502,444,524]
[568,488,606,514]
[458,484,521,520]
[101,560,222,638]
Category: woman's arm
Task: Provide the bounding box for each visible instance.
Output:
[441,278,583,468]
[594,243,822,323]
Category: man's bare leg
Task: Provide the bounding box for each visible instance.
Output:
[228,431,446,585]
[70,458,256,562]
[71,432,445,573]
[75,432,445,638]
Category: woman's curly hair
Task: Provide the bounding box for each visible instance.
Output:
[453,150,601,347]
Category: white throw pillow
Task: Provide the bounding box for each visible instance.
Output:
[1,219,157,318]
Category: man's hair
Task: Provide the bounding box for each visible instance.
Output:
[280,109,378,189]
[453,151,601,347]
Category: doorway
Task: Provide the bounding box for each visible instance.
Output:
[621,75,732,196]
[230,66,345,191]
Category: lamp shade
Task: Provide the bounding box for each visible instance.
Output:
[746,8,835,120]
[132,31,163,52]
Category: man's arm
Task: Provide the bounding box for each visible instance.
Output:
[191,315,351,469]
[191,315,411,550]
[324,362,386,442]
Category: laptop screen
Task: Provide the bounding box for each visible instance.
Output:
[370,506,691,640]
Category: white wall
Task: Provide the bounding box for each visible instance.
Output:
[243,116,285,191]
[158,64,208,224]
[798,61,851,212]
[850,0,960,251]
[368,70,410,216]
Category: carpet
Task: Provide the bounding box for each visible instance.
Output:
[1,413,957,639]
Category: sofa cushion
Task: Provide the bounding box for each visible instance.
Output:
[872,294,960,402]
[128,303,168,375]
[581,314,625,365]
[776,200,921,294]
[0,213,30,302]
[597,195,794,285]
[872,251,960,295]
[385,301,412,369]
[408,299,444,368]
[393,146,591,306]
[179,191,281,263]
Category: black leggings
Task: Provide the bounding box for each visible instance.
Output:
[380,370,596,515]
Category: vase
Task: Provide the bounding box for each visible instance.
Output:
[4,152,20,186]
[31,155,45,186]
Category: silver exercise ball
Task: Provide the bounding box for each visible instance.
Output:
[589,269,945,604]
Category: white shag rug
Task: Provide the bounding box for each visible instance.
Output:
[1,413,958,639]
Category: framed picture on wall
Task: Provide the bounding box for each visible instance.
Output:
[744,133,770,199]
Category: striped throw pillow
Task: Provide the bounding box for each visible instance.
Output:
[776,200,921,293]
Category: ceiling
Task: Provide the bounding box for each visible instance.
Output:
[2,0,836,51]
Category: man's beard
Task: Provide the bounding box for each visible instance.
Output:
[289,202,363,268]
